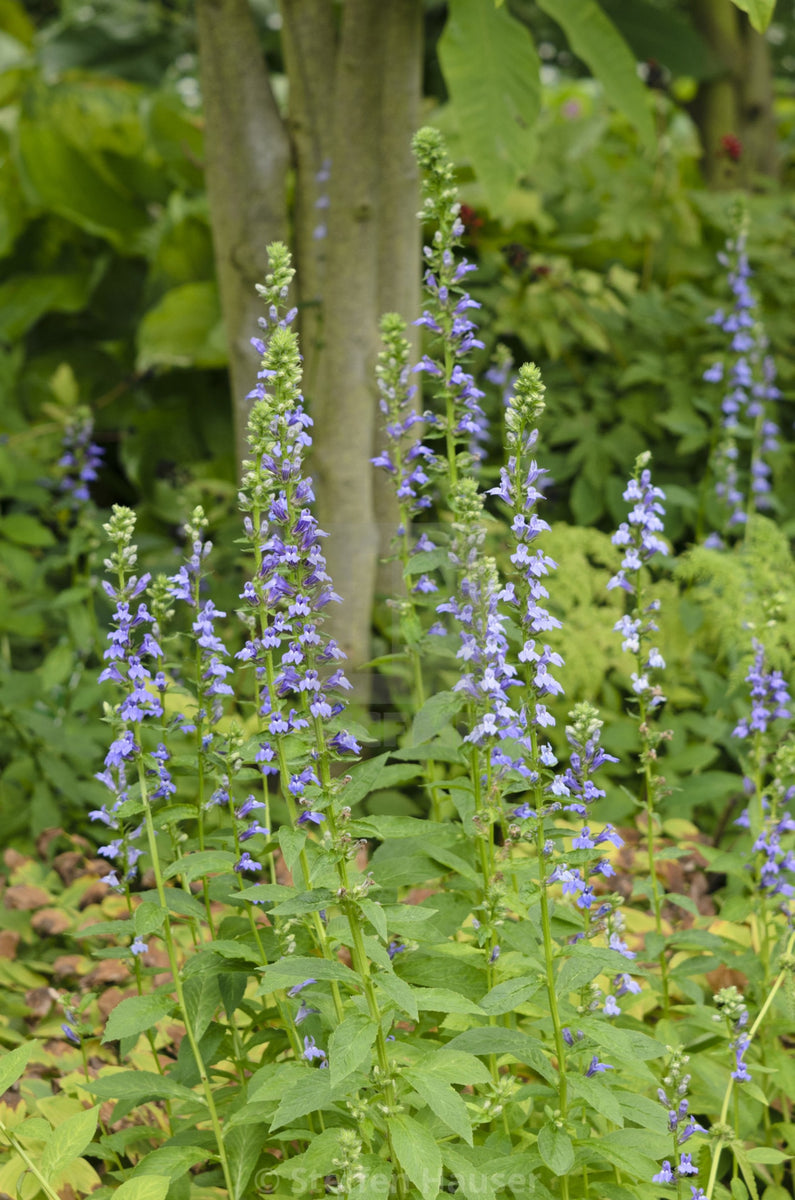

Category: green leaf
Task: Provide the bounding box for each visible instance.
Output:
[163,850,236,883]
[535,0,655,148]
[537,1123,575,1176]
[270,1070,344,1130]
[17,116,148,245]
[478,976,544,1014]
[444,1027,555,1082]
[731,1181,749,1200]
[131,1147,207,1180]
[226,1123,266,1200]
[41,1106,99,1178]
[328,1015,379,1088]
[183,973,221,1042]
[734,1144,761,1200]
[569,1074,624,1127]
[0,513,56,547]
[746,1148,790,1164]
[438,0,541,212]
[0,1042,33,1094]
[404,1070,473,1145]
[136,282,227,370]
[277,826,307,874]
[133,901,167,939]
[359,899,388,943]
[113,1177,171,1200]
[85,1070,202,1107]
[581,1017,666,1063]
[0,271,98,341]
[258,955,359,991]
[418,1049,493,1087]
[388,1114,442,1200]
[412,987,485,1015]
[376,971,419,1021]
[410,690,466,745]
[729,0,776,33]
[102,993,175,1043]
[442,1147,497,1200]
[270,888,335,918]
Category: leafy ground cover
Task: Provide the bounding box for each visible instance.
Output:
[0,126,794,1200]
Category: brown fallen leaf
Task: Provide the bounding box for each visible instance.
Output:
[0,930,20,958]
[25,986,57,1019]
[53,851,87,886]
[97,986,126,1020]
[84,959,130,988]
[4,884,51,910]
[31,908,72,936]
[52,955,86,982]
[3,848,29,871]
[77,881,111,910]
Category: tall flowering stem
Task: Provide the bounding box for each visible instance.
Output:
[702,208,781,544]
[487,364,574,1145]
[608,452,671,1013]
[99,508,234,1196]
[237,245,406,1183]
[412,127,487,491]
[732,642,793,981]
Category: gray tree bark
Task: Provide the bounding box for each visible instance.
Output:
[196,0,291,468]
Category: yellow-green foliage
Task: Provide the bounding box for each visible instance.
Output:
[676,516,795,690]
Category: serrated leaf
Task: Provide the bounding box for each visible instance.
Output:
[442,1147,497,1200]
[359,899,388,943]
[0,1042,33,1094]
[113,1176,171,1200]
[734,1145,760,1200]
[271,888,335,918]
[376,971,419,1021]
[410,690,466,746]
[388,1114,442,1200]
[569,1074,624,1127]
[133,900,166,938]
[131,1146,207,1180]
[40,1105,99,1178]
[538,1123,574,1176]
[444,1027,555,1082]
[439,0,541,212]
[277,826,307,874]
[270,1070,343,1130]
[226,1123,266,1200]
[85,1070,202,1106]
[413,987,485,1015]
[258,955,359,991]
[478,976,544,1014]
[420,1049,493,1087]
[163,850,236,883]
[746,1147,790,1164]
[102,993,174,1043]
[328,1015,378,1088]
[405,1070,473,1145]
[535,0,655,148]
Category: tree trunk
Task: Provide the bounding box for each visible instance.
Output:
[689,0,778,187]
[374,0,424,602]
[311,0,384,693]
[196,0,291,468]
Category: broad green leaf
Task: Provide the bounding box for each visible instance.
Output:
[0,271,98,341]
[41,1106,99,1178]
[183,972,221,1042]
[271,888,335,918]
[277,826,307,874]
[535,0,655,149]
[163,849,236,883]
[226,1123,266,1200]
[478,976,544,1014]
[133,900,166,938]
[359,898,388,943]
[600,0,719,80]
[410,690,466,746]
[349,1153,392,1200]
[132,1146,207,1179]
[419,1049,492,1087]
[746,1147,790,1164]
[136,282,227,370]
[258,955,359,991]
[113,1176,171,1200]
[537,1123,574,1176]
[729,0,776,33]
[730,1182,749,1200]
[270,1070,343,1130]
[444,1027,555,1082]
[405,1070,473,1145]
[388,1114,442,1200]
[442,1147,496,1200]
[569,1074,624,1127]
[376,970,419,1021]
[0,1042,33,1094]
[273,1127,344,1182]
[0,513,56,547]
[17,116,148,245]
[328,1015,379,1088]
[439,0,541,212]
[734,1145,761,1200]
[102,993,174,1043]
[413,987,485,1015]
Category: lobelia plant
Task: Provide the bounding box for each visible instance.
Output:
[4,131,795,1200]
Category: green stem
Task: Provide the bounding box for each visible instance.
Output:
[136,761,235,1197]
[705,927,795,1199]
